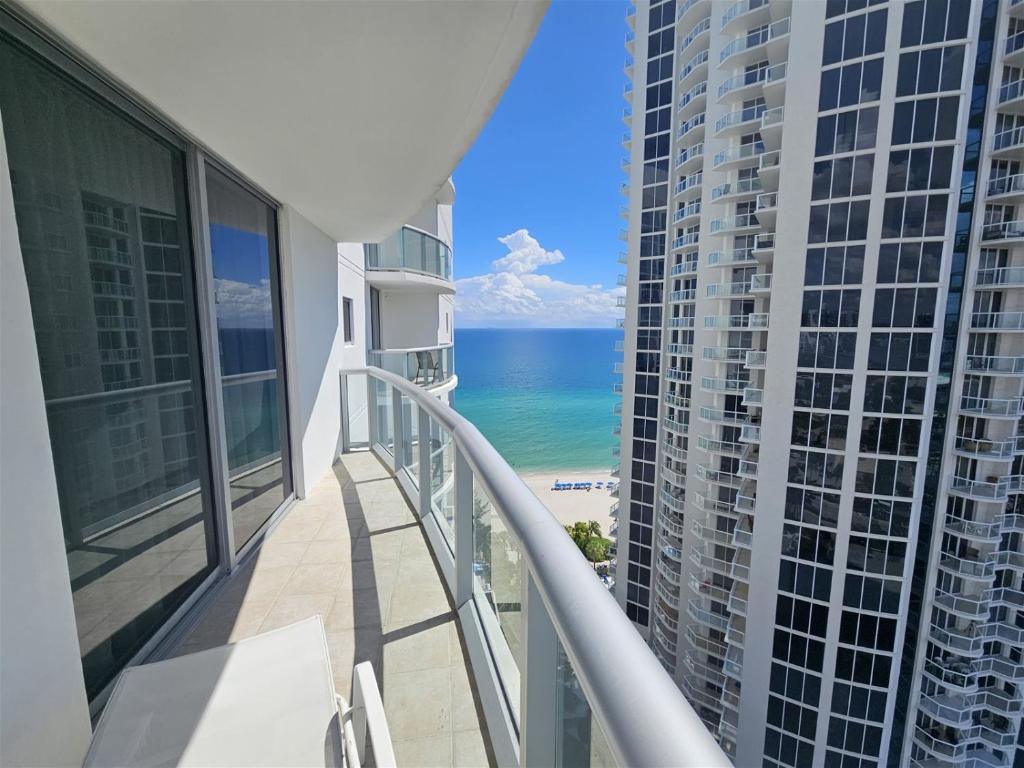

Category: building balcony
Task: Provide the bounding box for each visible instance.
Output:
[672,232,701,252]
[953,434,1022,461]
[707,248,756,268]
[997,78,1024,113]
[745,349,767,368]
[677,112,707,142]
[971,310,1024,331]
[752,233,775,262]
[679,16,712,58]
[257,367,730,767]
[668,315,696,328]
[696,434,744,456]
[667,342,695,356]
[759,106,784,151]
[975,266,1024,288]
[710,176,762,201]
[664,416,690,435]
[667,367,693,384]
[761,62,788,109]
[712,141,764,170]
[964,354,1024,375]
[367,345,455,391]
[703,345,750,363]
[679,49,711,89]
[755,192,777,228]
[949,475,1011,503]
[671,259,700,275]
[980,220,1024,244]
[720,0,778,35]
[678,81,709,120]
[700,376,748,394]
[960,394,1024,418]
[758,150,781,190]
[719,17,790,67]
[716,69,767,103]
[987,173,1024,204]
[365,226,453,289]
[749,273,772,294]
[661,488,687,514]
[697,407,748,426]
[992,126,1024,157]
[673,200,703,224]
[703,313,769,330]
[676,142,705,170]
[675,171,705,197]
[706,280,754,299]
[713,105,766,138]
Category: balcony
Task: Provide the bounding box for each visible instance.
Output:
[678,112,707,142]
[674,200,703,225]
[671,286,696,303]
[970,311,1024,331]
[267,367,728,767]
[367,345,455,391]
[712,141,764,170]
[679,49,710,88]
[758,150,781,191]
[678,81,709,119]
[713,104,766,137]
[992,125,1024,156]
[987,173,1024,203]
[721,0,772,34]
[965,354,1024,375]
[960,394,1024,418]
[707,248,756,267]
[719,18,790,66]
[676,142,705,170]
[711,176,762,201]
[980,220,1024,244]
[365,226,453,288]
[975,266,1024,288]
[997,78,1024,112]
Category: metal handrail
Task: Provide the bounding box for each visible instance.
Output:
[345,366,729,768]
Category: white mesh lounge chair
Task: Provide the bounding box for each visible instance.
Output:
[83,616,394,768]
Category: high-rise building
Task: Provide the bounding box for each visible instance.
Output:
[615,0,1024,765]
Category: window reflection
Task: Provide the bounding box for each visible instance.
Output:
[205,168,291,550]
[1,38,217,698]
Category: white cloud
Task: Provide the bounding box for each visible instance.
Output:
[455,229,622,328]
[214,277,273,328]
[490,229,565,274]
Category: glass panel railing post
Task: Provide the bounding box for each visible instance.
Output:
[520,571,558,766]
[366,373,378,447]
[417,408,431,518]
[391,386,404,474]
[453,447,475,605]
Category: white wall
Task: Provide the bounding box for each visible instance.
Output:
[279,205,345,498]
[338,242,369,447]
[0,114,93,768]
[439,294,455,345]
[379,291,447,349]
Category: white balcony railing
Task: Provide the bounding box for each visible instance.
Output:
[345,367,731,768]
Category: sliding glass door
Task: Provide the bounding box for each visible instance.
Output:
[1,36,219,699]
[205,167,291,552]
[1,25,293,701]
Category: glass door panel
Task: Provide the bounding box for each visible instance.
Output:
[1,37,218,699]
[205,167,291,552]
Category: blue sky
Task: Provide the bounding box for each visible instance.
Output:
[453,0,628,328]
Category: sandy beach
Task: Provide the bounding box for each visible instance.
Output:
[519,470,618,539]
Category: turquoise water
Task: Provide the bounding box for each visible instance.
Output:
[453,328,618,471]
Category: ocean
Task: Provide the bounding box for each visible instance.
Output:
[453,328,619,472]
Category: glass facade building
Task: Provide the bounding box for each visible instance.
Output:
[615,1,1024,766]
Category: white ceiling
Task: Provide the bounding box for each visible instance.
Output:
[19,0,546,242]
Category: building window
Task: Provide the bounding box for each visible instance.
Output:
[343,297,354,343]
[1,36,219,699]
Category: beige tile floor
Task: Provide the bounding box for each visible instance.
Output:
[172,451,495,767]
